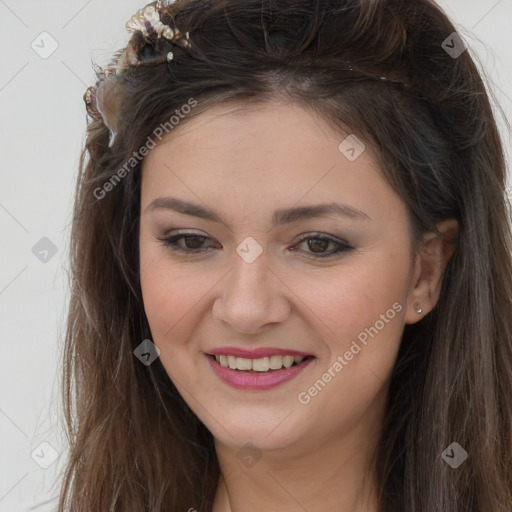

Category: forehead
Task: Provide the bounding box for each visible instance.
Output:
[141,100,382,188]
[150,99,376,156]
[138,100,408,231]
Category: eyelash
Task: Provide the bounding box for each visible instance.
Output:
[155,232,354,260]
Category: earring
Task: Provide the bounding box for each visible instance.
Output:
[414,303,422,314]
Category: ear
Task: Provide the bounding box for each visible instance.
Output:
[404,218,458,325]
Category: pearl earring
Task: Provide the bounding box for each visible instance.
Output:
[414,303,422,314]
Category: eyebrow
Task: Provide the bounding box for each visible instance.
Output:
[144,197,371,225]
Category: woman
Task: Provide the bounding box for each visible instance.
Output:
[59,0,512,510]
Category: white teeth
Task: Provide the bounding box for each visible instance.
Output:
[252,357,270,372]
[236,357,253,370]
[213,354,306,371]
[282,355,294,368]
[269,355,283,369]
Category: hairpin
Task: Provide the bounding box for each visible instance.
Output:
[117,0,190,74]
[83,0,190,146]
[125,3,179,42]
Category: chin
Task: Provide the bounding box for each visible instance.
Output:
[208,411,305,452]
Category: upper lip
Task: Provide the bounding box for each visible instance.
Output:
[205,347,313,358]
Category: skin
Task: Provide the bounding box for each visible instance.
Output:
[138,99,458,512]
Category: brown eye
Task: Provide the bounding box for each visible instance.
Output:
[156,233,217,253]
[307,238,330,253]
[292,233,354,260]
[178,235,207,250]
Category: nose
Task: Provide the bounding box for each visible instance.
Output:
[212,251,291,334]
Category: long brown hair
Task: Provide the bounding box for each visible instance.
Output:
[59,0,512,510]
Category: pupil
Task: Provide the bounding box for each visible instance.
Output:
[309,238,328,252]
[186,235,205,249]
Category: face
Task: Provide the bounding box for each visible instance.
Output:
[139,100,416,456]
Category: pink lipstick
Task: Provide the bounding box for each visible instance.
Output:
[205,352,314,391]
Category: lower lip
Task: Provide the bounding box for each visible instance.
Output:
[206,354,314,391]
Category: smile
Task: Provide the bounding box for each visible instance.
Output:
[205,353,315,391]
[213,354,306,372]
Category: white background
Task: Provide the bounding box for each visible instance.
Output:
[0,1,511,511]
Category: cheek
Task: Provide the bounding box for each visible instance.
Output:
[300,254,409,345]
[294,252,409,413]
[139,241,225,377]
[139,263,209,393]
[140,263,204,345]
[139,240,195,347]
[291,258,407,435]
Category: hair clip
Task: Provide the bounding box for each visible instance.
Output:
[114,1,189,74]
[84,0,188,145]
[125,3,181,41]
[156,0,177,7]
